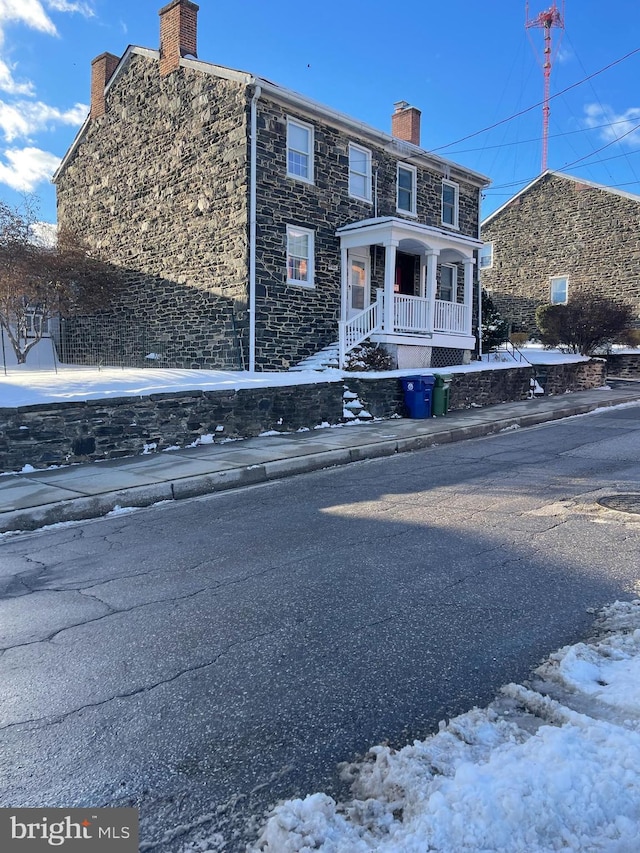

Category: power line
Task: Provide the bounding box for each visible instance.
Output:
[444,118,637,155]
[432,47,640,153]
[561,121,640,169]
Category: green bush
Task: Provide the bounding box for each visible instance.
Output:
[481,290,510,352]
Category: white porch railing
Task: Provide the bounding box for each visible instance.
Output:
[393,294,430,334]
[434,299,469,334]
[338,294,382,366]
[339,294,471,366]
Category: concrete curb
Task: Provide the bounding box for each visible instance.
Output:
[1,395,638,534]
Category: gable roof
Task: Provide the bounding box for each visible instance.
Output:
[482,170,640,227]
[53,47,490,188]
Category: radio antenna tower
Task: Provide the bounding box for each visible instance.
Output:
[526,2,565,172]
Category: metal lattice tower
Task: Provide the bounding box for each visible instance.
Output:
[526,2,565,172]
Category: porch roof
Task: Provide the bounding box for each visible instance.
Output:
[336,216,484,256]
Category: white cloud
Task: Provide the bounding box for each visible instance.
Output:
[0,57,34,95]
[0,0,95,94]
[0,99,87,141]
[0,145,60,191]
[584,103,640,147]
[0,1,58,37]
[46,0,94,15]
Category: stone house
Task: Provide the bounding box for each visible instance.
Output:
[480,170,640,334]
[54,0,489,372]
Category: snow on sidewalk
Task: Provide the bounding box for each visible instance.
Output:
[252,601,640,853]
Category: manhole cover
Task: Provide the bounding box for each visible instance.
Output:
[597,495,640,515]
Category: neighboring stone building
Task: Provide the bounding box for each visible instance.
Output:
[480,170,640,334]
[54,0,489,372]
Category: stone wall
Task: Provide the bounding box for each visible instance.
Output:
[0,360,605,472]
[606,353,640,378]
[481,173,640,333]
[56,54,250,369]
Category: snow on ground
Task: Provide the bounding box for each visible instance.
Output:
[250,600,640,853]
[0,343,604,409]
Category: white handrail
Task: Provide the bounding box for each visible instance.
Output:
[434,300,470,334]
[338,293,383,367]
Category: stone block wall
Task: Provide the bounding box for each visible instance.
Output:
[56,54,250,368]
[606,353,640,378]
[481,173,640,333]
[0,360,606,472]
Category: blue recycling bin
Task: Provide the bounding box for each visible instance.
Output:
[401,375,435,418]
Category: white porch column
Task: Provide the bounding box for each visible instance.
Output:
[340,246,348,321]
[462,256,475,335]
[425,249,438,332]
[418,253,426,298]
[383,241,398,333]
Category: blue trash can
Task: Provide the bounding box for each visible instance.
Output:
[401,375,435,418]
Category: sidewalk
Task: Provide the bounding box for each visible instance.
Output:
[2,384,639,534]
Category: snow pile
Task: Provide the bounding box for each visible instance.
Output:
[252,601,640,853]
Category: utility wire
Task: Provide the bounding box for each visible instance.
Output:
[432,47,640,152]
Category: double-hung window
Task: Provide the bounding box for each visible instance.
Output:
[397,163,417,215]
[550,276,568,304]
[442,180,459,228]
[479,243,493,270]
[287,117,314,183]
[349,143,372,202]
[287,225,314,287]
[437,265,457,302]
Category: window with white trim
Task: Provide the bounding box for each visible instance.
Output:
[479,243,493,270]
[397,163,417,215]
[437,265,457,302]
[442,180,459,228]
[550,276,568,304]
[286,225,314,287]
[287,117,314,183]
[349,143,372,202]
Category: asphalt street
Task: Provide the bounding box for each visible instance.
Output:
[1,404,639,851]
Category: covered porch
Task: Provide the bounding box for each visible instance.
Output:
[336,217,483,368]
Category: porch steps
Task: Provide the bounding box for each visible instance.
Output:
[289,343,340,372]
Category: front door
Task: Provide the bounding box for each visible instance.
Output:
[347,251,370,319]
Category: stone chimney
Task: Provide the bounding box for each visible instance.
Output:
[159,0,199,77]
[391,101,421,146]
[90,52,120,119]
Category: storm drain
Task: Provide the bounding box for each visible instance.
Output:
[597,494,640,515]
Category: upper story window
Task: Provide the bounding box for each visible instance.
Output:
[349,143,372,202]
[287,224,314,288]
[397,163,417,215]
[550,276,568,304]
[442,180,459,228]
[287,117,314,183]
[479,243,493,270]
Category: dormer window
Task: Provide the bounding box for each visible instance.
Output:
[287,117,314,184]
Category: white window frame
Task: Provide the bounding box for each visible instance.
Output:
[348,143,372,202]
[442,180,459,229]
[550,275,568,304]
[286,117,314,184]
[479,242,493,270]
[396,163,417,216]
[286,224,315,288]
[438,264,458,302]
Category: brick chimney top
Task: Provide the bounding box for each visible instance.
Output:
[391,102,421,147]
[159,0,199,77]
[90,52,120,120]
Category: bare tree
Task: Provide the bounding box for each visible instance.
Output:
[0,199,123,364]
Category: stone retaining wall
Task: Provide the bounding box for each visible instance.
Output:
[0,360,606,472]
[606,353,640,379]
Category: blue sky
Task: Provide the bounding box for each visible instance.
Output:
[0,0,638,225]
